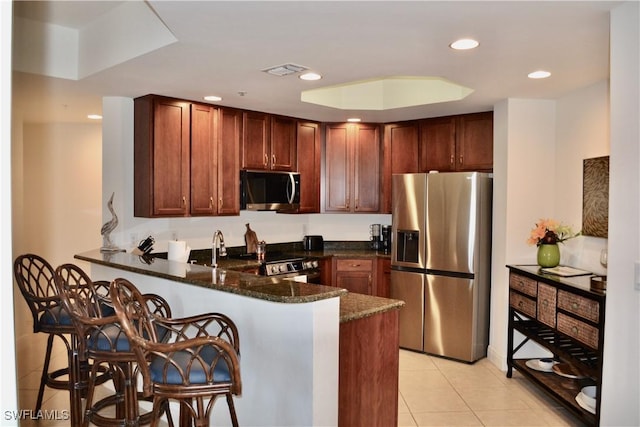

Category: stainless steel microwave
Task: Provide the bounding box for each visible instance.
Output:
[240,170,300,211]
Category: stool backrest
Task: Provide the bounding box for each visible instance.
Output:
[14,253,60,331]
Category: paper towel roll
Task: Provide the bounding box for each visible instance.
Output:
[168,240,189,262]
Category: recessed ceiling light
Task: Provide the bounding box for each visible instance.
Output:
[528,70,551,79]
[449,38,479,50]
[300,72,322,81]
[87,114,102,120]
[204,95,223,101]
[347,118,361,123]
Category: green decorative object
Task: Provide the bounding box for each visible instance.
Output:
[537,243,560,268]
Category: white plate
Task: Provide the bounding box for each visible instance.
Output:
[575,392,596,414]
[525,358,557,372]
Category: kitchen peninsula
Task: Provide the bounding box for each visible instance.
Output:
[76,249,403,427]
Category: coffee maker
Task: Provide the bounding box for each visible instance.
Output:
[381,225,391,254]
[370,224,381,250]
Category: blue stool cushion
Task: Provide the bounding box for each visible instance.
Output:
[40,306,73,327]
[149,345,231,385]
[88,323,170,353]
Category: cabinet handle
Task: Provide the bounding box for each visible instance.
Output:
[355,198,359,211]
[351,264,361,267]
[459,155,463,165]
[572,326,578,334]
[572,302,579,310]
[542,299,548,307]
[182,196,186,207]
[209,197,213,208]
[264,153,268,166]
[272,154,276,165]
[219,197,223,208]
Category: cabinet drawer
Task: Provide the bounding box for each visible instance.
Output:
[557,313,599,349]
[537,283,557,328]
[557,290,600,323]
[336,259,374,272]
[509,273,537,297]
[509,291,536,318]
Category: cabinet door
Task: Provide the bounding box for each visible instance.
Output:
[190,103,217,215]
[334,259,375,295]
[419,116,456,172]
[376,257,391,298]
[270,115,297,171]
[325,124,351,212]
[382,122,419,213]
[217,108,242,215]
[296,121,321,213]
[152,98,190,216]
[456,112,493,171]
[241,111,270,170]
[353,124,380,212]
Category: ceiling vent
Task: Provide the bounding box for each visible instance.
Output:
[262,63,307,77]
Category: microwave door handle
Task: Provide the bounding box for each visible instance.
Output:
[287,174,295,204]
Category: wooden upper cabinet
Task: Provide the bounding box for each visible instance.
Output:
[241,112,297,171]
[190,103,217,216]
[325,123,380,213]
[217,108,242,215]
[456,111,493,171]
[325,124,350,212]
[382,121,419,213]
[134,95,241,218]
[270,115,297,171]
[419,112,493,173]
[296,121,321,213]
[241,111,270,170]
[419,116,457,172]
[134,95,190,217]
[353,124,380,212]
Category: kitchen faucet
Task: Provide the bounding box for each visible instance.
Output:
[212,230,227,268]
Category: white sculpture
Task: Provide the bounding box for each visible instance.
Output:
[100,192,121,252]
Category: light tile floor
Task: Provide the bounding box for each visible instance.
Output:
[398,349,586,427]
[15,332,586,426]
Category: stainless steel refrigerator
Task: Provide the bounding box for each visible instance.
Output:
[390,172,492,362]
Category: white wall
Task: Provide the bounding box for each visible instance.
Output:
[600,2,639,425]
[1,1,18,423]
[555,81,610,275]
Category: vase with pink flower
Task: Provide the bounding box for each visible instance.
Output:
[527,219,580,268]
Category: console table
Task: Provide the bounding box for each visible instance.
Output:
[506,265,605,426]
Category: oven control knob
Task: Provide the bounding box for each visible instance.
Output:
[269,265,278,275]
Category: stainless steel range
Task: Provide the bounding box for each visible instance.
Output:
[258,253,320,282]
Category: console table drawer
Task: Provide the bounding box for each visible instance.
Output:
[558,290,600,323]
[537,283,557,328]
[557,313,599,349]
[509,291,536,318]
[509,273,537,297]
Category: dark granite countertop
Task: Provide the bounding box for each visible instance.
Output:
[76,247,402,323]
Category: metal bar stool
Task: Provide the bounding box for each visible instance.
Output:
[109,278,242,427]
[54,263,171,427]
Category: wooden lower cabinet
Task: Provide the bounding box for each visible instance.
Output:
[339,308,399,427]
[376,257,391,298]
[333,258,375,295]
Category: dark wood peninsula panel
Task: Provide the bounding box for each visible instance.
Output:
[325,123,381,213]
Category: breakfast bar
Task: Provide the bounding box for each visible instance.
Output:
[75,249,403,427]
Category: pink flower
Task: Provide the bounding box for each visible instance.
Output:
[527,218,579,246]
